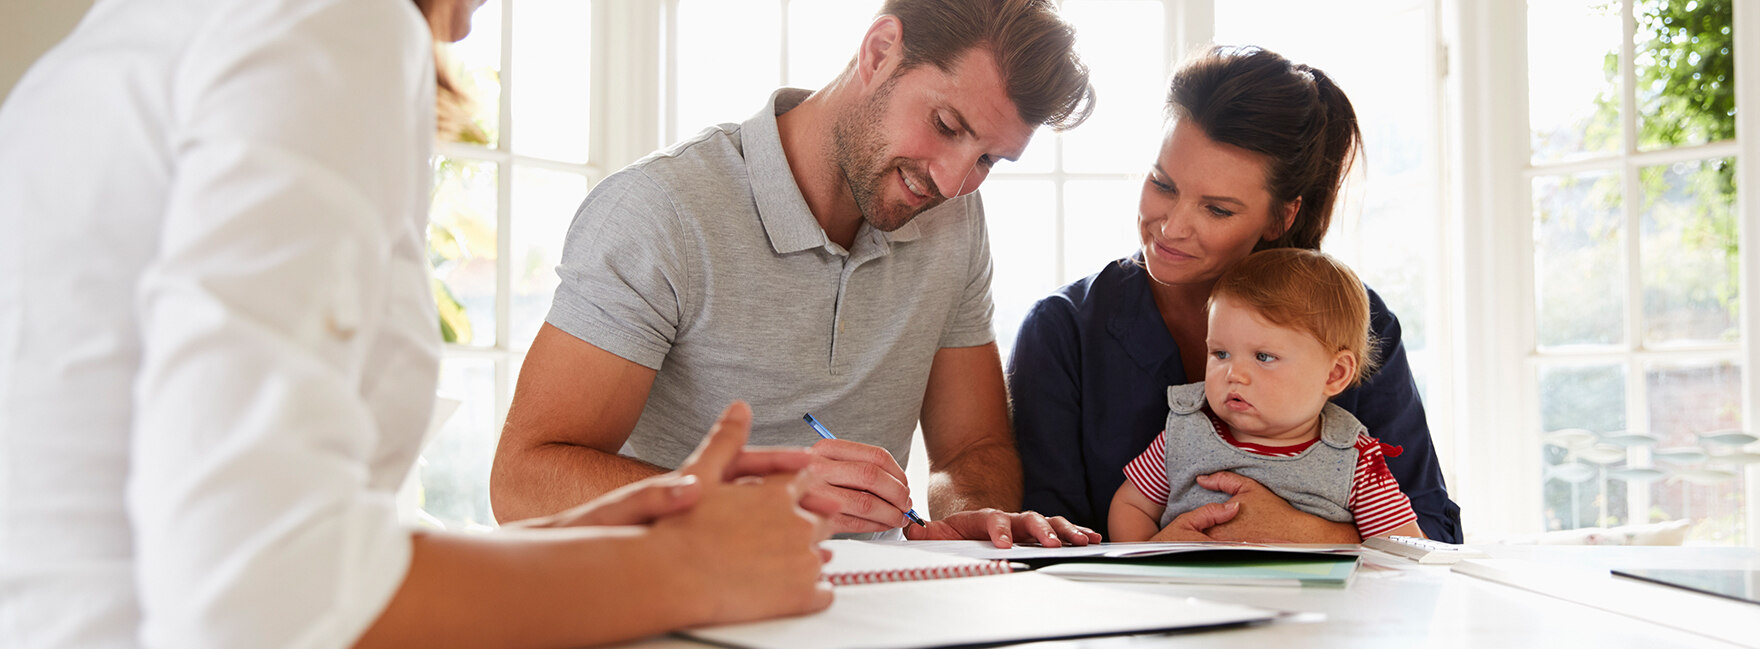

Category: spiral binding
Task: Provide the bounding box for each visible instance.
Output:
[826,560,1017,586]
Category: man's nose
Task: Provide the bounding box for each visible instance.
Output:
[933,151,988,198]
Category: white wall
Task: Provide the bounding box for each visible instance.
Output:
[1,0,96,102]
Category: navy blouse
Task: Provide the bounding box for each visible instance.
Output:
[1007,257,1463,542]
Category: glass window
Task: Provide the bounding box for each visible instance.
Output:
[430,157,500,347]
[510,167,588,350]
[1061,179,1140,284]
[408,0,600,530]
[1524,0,1745,544]
[511,0,592,163]
[1527,0,1621,163]
[417,358,501,530]
[981,179,1057,354]
[1633,0,1735,152]
[1531,171,1625,349]
[787,0,882,88]
[675,0,781,136]
[1539,363,1629,531]
[1640,158,1738,347]
[1645,361,1746,544]
[439,0,503,146]
[1059,0,1165,174]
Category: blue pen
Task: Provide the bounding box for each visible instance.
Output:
[802,412,928,527]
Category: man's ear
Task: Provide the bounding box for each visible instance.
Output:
[854,15,904,88]
[1322,349,1356,398]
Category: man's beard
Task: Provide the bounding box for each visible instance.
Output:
[831,79,944,232]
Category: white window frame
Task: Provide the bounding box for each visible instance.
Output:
[1449,0,1760,545]
[432,0,609,460]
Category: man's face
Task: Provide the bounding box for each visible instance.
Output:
[832,48,1036,232]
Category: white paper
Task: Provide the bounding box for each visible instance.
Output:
[682,548,1278,649]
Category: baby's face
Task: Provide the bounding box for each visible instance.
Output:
[1203,296,1350,445]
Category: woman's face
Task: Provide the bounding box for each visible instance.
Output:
[1137,120,1291,288]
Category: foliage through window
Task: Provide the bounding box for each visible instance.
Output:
[1531,0,1748,545]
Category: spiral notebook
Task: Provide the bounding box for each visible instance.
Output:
[822,539,1024,585]
[681,540,1281,649]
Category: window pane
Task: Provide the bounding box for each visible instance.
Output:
[415,358,500,530]
[512,0,591,163]
[1533,171,1625,348]
[1528,0,1621,163]
[980,179,1057,356]
[440,0,502,146]
[430,157,499,347]
[1061,179,1138,285]
[786,0,881,89]
[1640,158,1738,346]
[1634,0,1736,151]
[510,167,589,351]
[1059,0,1165,174]
[1538,363,1628,531]
[676,0,780,136]
[1645,361,1747,544]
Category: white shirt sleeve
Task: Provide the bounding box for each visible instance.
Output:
[128,1,436,647]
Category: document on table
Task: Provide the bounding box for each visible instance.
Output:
[887,539,1359,564]
[679,542,1281,649]
[1037,553,1361,587]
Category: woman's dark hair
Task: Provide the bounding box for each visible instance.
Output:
[1166,45,1362,251]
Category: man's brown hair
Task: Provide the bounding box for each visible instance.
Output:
[878,0,1096,131]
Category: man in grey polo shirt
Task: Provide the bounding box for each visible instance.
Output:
[491,0,1099,546]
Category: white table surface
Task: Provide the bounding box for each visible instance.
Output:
[609,544,1760,649]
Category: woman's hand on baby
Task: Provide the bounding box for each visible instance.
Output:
[1193,472,1360,543]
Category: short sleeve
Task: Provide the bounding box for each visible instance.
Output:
[1348,434,1419,538]
[545,169,695,370]
[1121,432,1172,507]
[937,193,995,349]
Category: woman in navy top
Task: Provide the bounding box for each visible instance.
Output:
[1009,45,1462,543]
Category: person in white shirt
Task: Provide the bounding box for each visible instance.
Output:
[0,1,834,647]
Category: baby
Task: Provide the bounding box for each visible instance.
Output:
[1109,248,1423,542]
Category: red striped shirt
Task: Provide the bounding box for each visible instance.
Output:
[1122,412,1417,539]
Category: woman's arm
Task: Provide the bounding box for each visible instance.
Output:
[357,402,832,648]
[1008,298,1093,523]
[359,483,830,647]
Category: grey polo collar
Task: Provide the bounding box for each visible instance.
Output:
[743,88,924,256]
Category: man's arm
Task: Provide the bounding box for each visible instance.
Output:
[918,343,1020,515]
[905,343,1101,547]
[489,323,664,522]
